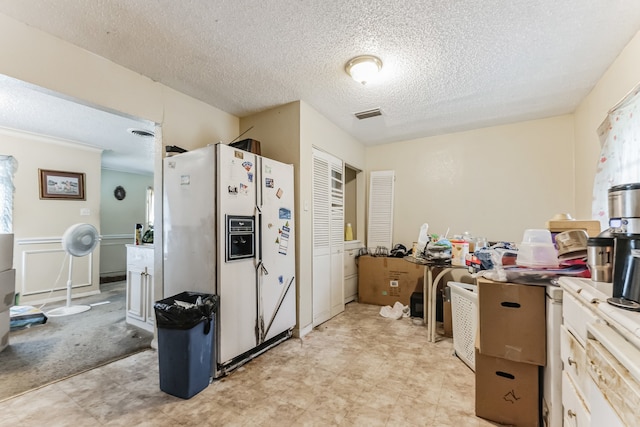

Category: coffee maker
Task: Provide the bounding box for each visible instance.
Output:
[607,182,640,311]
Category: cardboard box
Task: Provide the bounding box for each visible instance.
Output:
[477,278,546,366]
[443,300,453,337]
[475,349,540,427]
[0,233,13,272]
[358,255,423,306]
[546,219,600,237]
[0,269,15,312]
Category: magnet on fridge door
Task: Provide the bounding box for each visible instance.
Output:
[265,178,274,188]
[276,188,283,199]
[242,161,253,171]
[279,208,291,219]
[247,172,253,182]
[265,165,272,174]
[278,226,290,255]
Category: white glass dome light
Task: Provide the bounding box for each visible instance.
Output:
[345,55,383,85]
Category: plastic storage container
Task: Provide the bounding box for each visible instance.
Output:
[449,282,478,371]
[154,291,218,399]
[516,229,558,268]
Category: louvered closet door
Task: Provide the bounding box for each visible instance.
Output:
[312,149,344,326]
[367,170,395,250]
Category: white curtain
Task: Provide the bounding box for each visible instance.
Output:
[592,82,640,230]
[0,155,17,233]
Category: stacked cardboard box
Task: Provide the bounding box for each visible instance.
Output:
[475,278,546,427]
[0,234,15,352]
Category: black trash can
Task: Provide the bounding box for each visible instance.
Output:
[154,291,218,399]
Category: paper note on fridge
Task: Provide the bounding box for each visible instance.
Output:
[279,226,290,255]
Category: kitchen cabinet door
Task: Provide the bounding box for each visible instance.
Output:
[126,245,154,332]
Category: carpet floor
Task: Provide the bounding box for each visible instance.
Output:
[0,281,153,401]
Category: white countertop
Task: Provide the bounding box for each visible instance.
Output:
[344,240,363,250]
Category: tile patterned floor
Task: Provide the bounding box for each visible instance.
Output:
[0,302,499,426]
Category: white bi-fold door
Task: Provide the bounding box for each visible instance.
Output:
[312,148,344,326]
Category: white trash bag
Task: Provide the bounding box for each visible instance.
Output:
[379,301,410,319]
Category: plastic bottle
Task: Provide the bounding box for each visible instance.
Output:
[345,223,353,241]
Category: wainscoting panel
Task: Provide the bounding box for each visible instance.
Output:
[16,237,98,303]
[100,234,132,277]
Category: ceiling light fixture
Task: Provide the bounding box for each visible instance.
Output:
[345,55,383,85]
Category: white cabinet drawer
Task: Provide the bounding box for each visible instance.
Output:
[560,325,590,407]
[563,292,600,347]
[586,328,640,427]
[561,371,590,427]
[343,249,359,277]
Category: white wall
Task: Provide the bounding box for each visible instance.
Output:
[366,115,575,245]
[574,30,640,219]
[100,169,153,278]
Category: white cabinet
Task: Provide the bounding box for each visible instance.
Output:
[312,149,344,325]
[559,277,640,427]
[344,240,363,303]
[126,245,155,332]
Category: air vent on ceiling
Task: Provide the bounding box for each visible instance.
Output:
[354,108,382,120]
[128,128,155,138]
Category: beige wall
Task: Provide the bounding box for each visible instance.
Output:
[0,129,102,302]
[240,101,303,331]
[2,9,637,330]
[100,169,153,278]
[364,30,640,247]
[299,101,366,332]
[241,101,366,334]
[0,12,239,300]
[574,30,640,219]
[366,115,576,244]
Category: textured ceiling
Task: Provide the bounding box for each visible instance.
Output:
[0,1,640,173]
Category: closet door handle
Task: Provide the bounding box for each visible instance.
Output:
[567,409,576,418]
[567,356,577,367]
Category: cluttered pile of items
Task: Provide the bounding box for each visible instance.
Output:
[408,220,602,286]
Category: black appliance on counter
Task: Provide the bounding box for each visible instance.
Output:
[607,183,640,311]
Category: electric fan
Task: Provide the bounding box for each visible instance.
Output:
[47,223,100,317]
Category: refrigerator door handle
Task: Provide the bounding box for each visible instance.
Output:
[256,206,263,263]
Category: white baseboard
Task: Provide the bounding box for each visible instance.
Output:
[295,323,314,338]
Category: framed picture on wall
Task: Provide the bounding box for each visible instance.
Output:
[39,169,86,200]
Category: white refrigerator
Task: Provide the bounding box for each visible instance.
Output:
[163,143,296,376]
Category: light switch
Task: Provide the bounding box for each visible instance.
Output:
[80,208,91,216]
